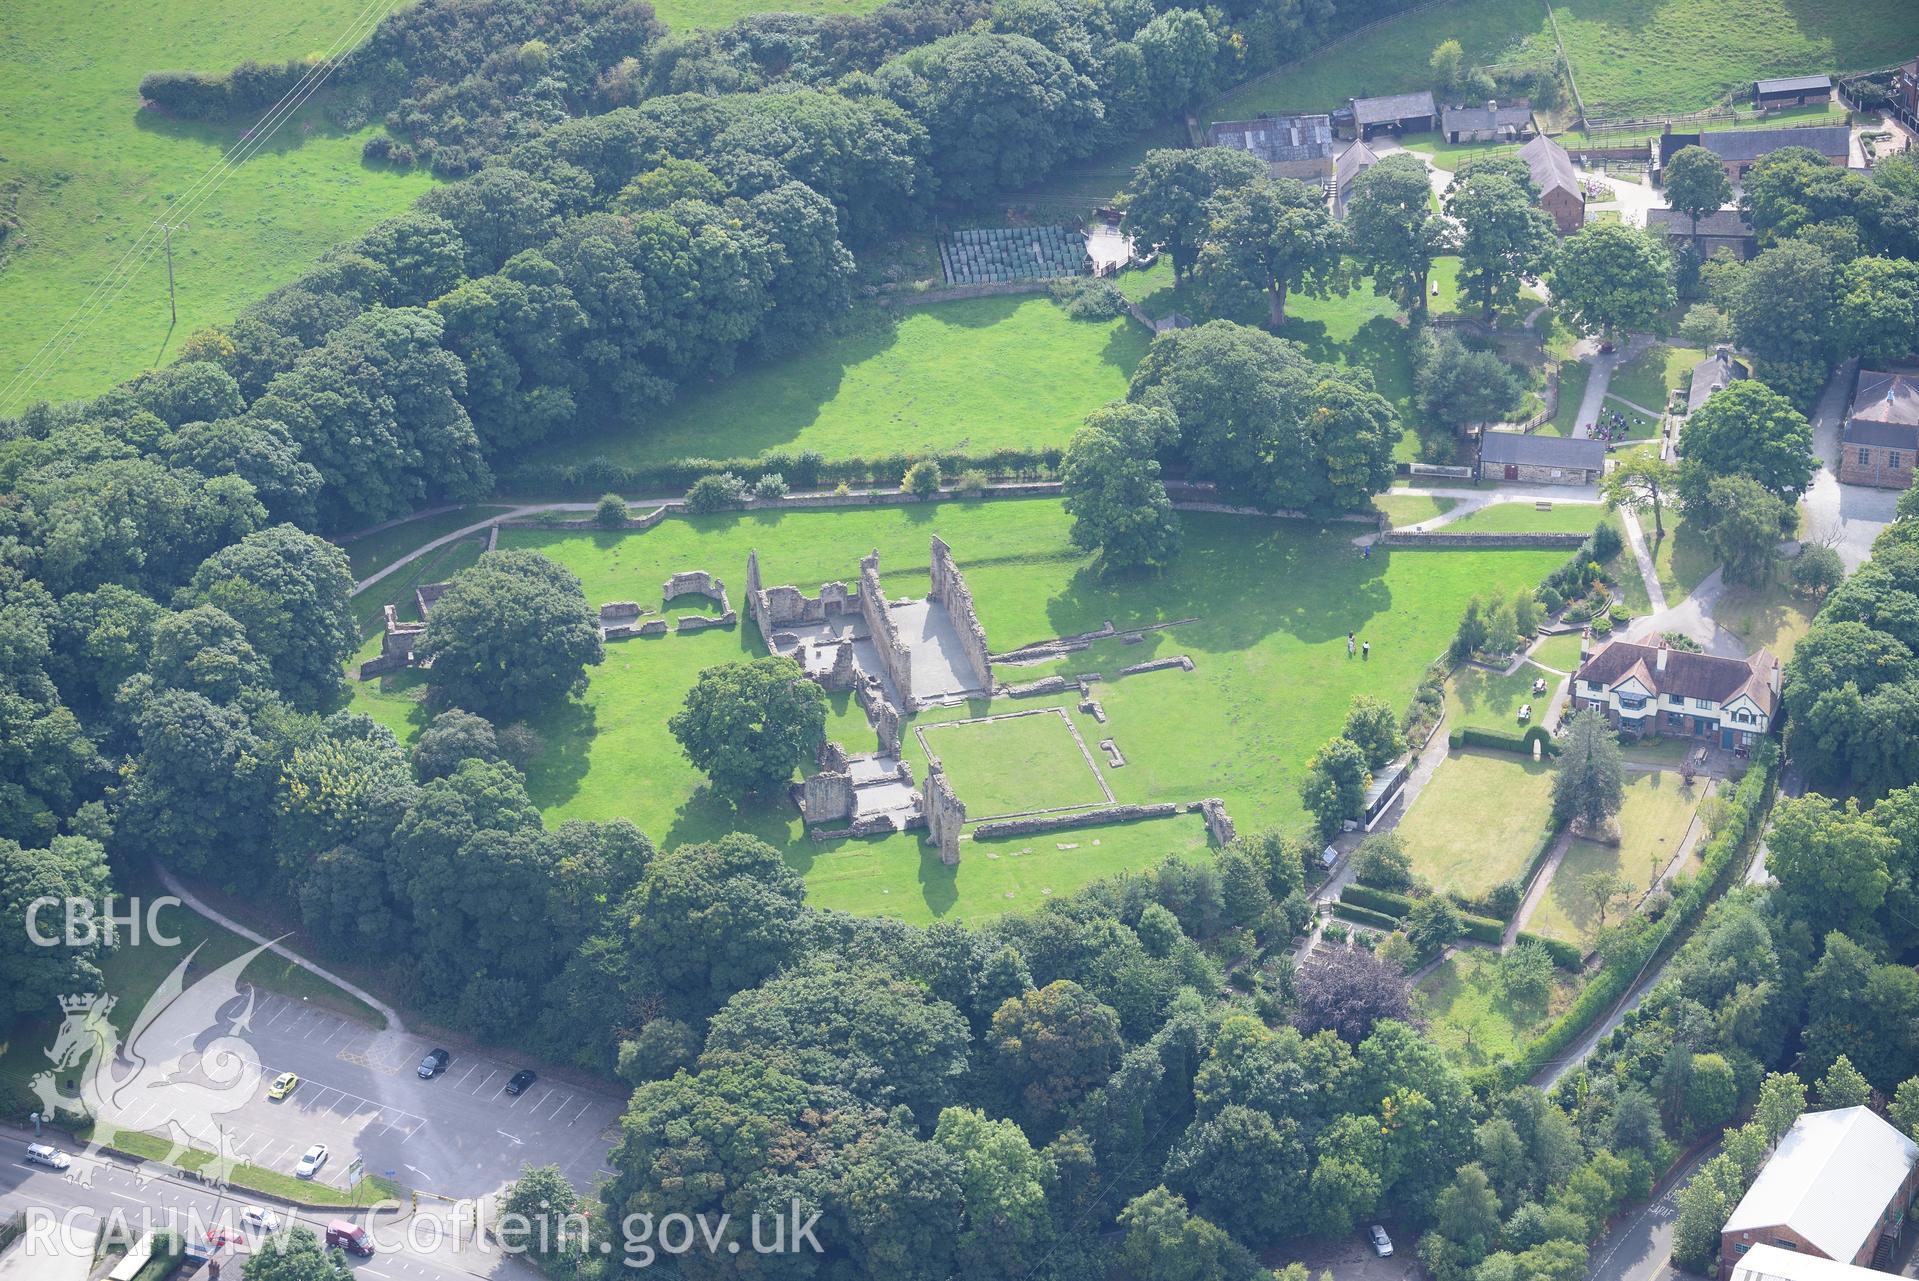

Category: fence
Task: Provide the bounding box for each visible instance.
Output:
[1215,0,1451,109]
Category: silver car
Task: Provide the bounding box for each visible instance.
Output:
[295,1143,329,1179]
[1369,1225,1394,1257]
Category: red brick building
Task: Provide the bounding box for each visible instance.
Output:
[1840,370,1919,489]
[1721,1108,1919,1279]
[1519,135,1585,234]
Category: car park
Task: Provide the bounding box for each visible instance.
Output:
[505,1069,537,1095]
[267,1071,299,1100]
[295,1143,329,1178]
[1369,1225,1394,1257]
[418,1048,451,1079]
[24,1143,70,1170]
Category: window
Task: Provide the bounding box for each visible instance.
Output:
[1694,698,1713,710]
[1896,452,1906,470]
[1620,696,1647,710]
[1772,1240,1799,1252]
[1862,448,1873,466]
[1735,1245,1751,1256]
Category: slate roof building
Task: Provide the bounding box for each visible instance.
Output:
[1519,134,1586,234]
[1841,369,1919,489]
[1646,207,1760,261]
[1346,90,1437,139]
[1573,637,1779,749]
[1476,431,1606,485]
[1208,114,1337,182]
[1753,74,1833,108]
[1440,98,1534,143]
[1655,123,1851,183]
[1720,1108,1919,1278]
[1686,345,1747,415]
[1333,139,1381,217]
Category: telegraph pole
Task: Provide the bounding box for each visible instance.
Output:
[161,220,188,325]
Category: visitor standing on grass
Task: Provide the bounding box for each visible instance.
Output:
[1347,633,1356,657]
[1363,641,1370,661]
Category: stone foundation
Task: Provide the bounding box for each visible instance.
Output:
[973,802,1179,839]
[1118,655,1195,677]
[1005,675,1073,698]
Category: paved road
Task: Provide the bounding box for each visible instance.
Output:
[1584,1140,1720,1281]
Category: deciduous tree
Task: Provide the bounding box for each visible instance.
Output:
[418,551,604,720]
[669,656,827,796]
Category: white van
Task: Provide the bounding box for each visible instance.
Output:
[25,1143,71,1169]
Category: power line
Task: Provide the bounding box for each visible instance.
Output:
[0,0,403,416]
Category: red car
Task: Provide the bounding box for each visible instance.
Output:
[205,1227,244,1248]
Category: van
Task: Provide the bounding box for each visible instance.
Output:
[24,1143,70,1170]
[325,1220,374,1256]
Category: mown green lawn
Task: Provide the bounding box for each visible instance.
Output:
[1651,513,1717,604]
[1610,343,1704,414]
[1399,749,1557,899]
[1446,662,1553,735]
[1375,494,1458,528]
[1526,768,1705,947]
[342,506,514,579]
[539,298,1146,471]
[1530,631,1589,673]
[1442,502,1605,535]
[0,0,438,408]
[650,0,886,30]
[353,500,1567,921]
[1418,950,1577,1069]
[918,711,1111,819]
[1717,567,1817,662]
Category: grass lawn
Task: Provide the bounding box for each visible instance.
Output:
[1538,362,1592,438]
[650,0,884,29]
[1609,342,1703,414]
[1717,571,1817,662]
[349,534,487,637]
[1447,662,1555,735]
[0,0,439,409]
[1525,769,1705,948]
[1531,631,1589,673]
[1650,514,1716,604]
[917,710,1111,819]
[342,506,514,580]
[1398,749,1558,900]
[352,500,1567,921]
[1418,950,1577,1069]
[1602,516,1654,616]
[91,1126,402,1207]
[539,299,1148,469]
[1441,502,1605,535]
[1375,494,1458,528]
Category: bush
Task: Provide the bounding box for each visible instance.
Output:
[1590,613,1614,636]
[1449,725,1561,757]
[1454,910,1506,945]
[1514,931,1585,970]
[595,492,629,527]
[1353,832,1415,891]
[1590,520,1623,562]
[1340,884,1414,917]
[1608,603,1629,625]
[752,472,789,500]
[1536,584,1564,613]
[685,472,748,514]
[903,459,942,498]
[1334,902,1402,930]
[1049,276,1131,320]
[1322,921,1351,944]
[956,468,990,496]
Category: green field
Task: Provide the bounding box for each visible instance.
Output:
[650,0,886,30]
[0,0,438,409]
[1530,631,1589,673]
[542,298,1148,469]
[918,711,1111,819]
[343,506,515,580]
[1526,768,1704,947]
[1399,748,1557,899]
[1441,502,1605,535]
[350,500,1567,920]
[1418,950,1578,1069]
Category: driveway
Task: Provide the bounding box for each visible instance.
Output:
[1801,359,1898,569]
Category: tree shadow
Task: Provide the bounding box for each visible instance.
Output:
[130,99,368,157]
[520,698,598,810]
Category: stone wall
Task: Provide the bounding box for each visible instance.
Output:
[927,535,993,690]
[921,763,967,865]
[358,604,424,678]
[800,771,856,824]
[859,549,915,707]
[857,679,904,756]
[416,581,450,617]
[663,570,729,610]
[1379,530,1590,549]
[1005,675,1074,698]
[972,802,1180,839]
[1118,655,1194,677]
[676,612,736,633]
[600,602,643,625]
[1199,798,1237,845]
[821,639,858,691]
[743,549,857,650]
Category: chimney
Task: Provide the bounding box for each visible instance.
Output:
[1487,99,1498,115]
[1710,381,1724,393]
[1715,343,1730,359]
[1655,636,1669,674]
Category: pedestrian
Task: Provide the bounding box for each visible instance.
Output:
[1347,632,1356,658]
[1362,640,1370,661]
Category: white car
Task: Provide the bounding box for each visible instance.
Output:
[24,1143,70,1170]
[294,1144,329,1179]
[241,1206,280,1232]
[1369,1225,1394,1258]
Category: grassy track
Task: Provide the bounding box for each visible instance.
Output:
[350,500,1566,921]
[542,298,1148,469]
[649,0,886,30]
[0,0,438,407]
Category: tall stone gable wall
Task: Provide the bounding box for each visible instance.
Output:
[921,762,966,865]
[928,535,992,690]
[859,550,915,707]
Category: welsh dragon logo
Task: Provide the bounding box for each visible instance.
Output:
[30,940,278,1187]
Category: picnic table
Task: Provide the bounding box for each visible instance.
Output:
[1517,704,1532,723]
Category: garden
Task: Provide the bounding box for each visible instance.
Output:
[1525,769,1709,949]
[1395,749,1558,902]
[1416,950,1579,1068]
[350,499,1571,921]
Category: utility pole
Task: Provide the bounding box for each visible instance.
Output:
[161,220,188,326]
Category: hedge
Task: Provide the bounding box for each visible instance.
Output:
[1514,931,1585,971]
[1448,725,1560,757]
[497,446,1065,498]
[1495,742,1778,1087]
[1334,903,1401,930]
[1458,912,1506,945]
[1340,884,1413,917]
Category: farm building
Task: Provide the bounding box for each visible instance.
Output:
[1333,140,1381,218]
[1752,74,1832,108]
[1646,207,1759,261]
[1345,90,1437,139]
[1840,369,1919,489]
[1208,114,1338,182]
[1655,123,1851,184]
[1519,135,1585,235]
[1476,431,1606,485]
[1440,98,1533,143]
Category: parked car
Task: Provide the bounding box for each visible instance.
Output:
[325,1219,375,1256]
[267,1071,299,1100]
[418,1048,451,1079]
[241,1207,280,1233]
[1369,1225,1394,1258]
[505,1069,537,1096]
[295,1143,329,1178]
[24,1143,70,1170]
[205,1227,244,1248]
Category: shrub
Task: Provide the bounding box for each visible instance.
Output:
[903,459,942,498]
[1449,725,1561,757]
[1322,921,1350,944]
[595,492,629,527]
[1481,878,1524,920]
[1353,832,1415,891]
[1335,902,1402,930]
[1536,584,1564,613]
[685,472,748,513]
[1590,613,1614,636]
[1340,884,1414,917]
[1608,602,1629,625]
[1514,931,1585,970]
[956,468,990,496]
[1049,276,1131,320]
[1590,520,1623,562]
[752,473,789,500]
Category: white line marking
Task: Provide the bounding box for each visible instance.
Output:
[497,1131,522,1144]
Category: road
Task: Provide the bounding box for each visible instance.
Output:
[1584,1140,1720,1281]
[0,1132,535,1281]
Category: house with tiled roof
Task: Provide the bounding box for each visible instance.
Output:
[1655,123,1851,184]
[1208,114,1337,182]
[1572,637,1779,749]
[1519,135,1585,234]
[1721,1108,1919,1279]
[1841,370,1919,489]
[1646,207,1759,261]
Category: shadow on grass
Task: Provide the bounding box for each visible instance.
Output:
[521,698,599,811]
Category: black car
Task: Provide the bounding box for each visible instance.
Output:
[505,1069,537,1096]
[418,1048,451,1079]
